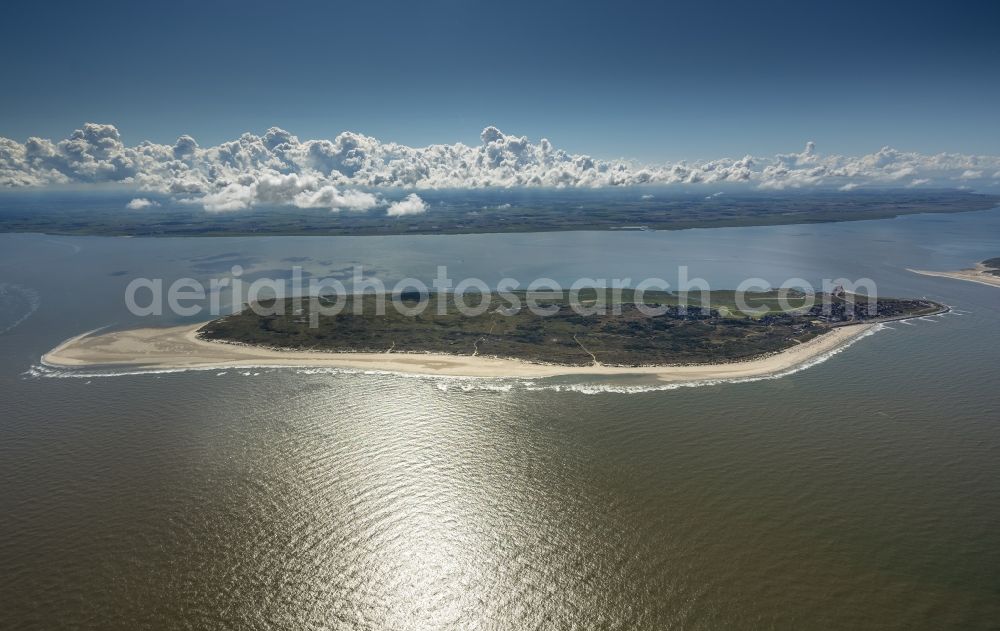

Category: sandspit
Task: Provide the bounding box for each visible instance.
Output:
[908,264,1000,288]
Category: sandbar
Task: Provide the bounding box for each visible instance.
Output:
[908,264,1000,288]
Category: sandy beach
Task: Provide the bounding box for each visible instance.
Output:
[909,264,1000,288]
[42,321,876,381]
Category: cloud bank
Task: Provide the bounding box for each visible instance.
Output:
[2,123,999,214]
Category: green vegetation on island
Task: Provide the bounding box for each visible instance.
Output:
[197,290,945,366]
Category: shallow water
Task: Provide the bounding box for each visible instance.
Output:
[2,208,1000,629]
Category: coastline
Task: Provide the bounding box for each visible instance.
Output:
[908,264,1000,288]
[42,321,877,381]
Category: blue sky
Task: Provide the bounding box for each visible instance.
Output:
[2,0,998,162]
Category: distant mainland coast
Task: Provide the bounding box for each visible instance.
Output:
[2,190,997,238]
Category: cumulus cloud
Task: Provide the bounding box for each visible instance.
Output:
[172,135,198,159]
[126,197,159,209]
[181,172,379,213]
[386,193,427,217]
[2,124,999,212]
[194,183,256,212]
[292,185,379,211]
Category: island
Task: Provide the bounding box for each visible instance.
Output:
[43,290,947,380]
[909,257,1000,288]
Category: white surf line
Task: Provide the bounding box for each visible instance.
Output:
[37,321,874,380]
[27,324,877,394]
[522,324,890,395]
[33,316,895,395]
[941,304,970,314]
